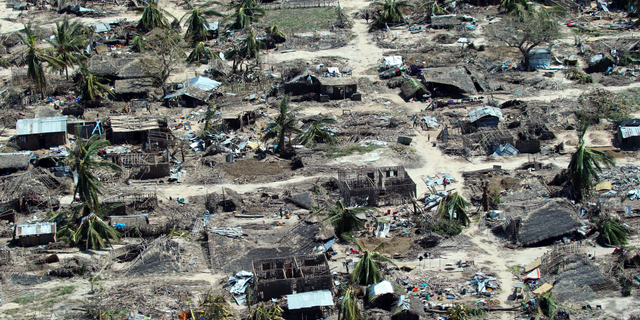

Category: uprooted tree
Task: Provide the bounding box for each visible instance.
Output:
[484,13,560,71]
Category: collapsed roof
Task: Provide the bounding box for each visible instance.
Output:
[421,66,484,95]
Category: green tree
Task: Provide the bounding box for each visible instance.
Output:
[186,42,221,63]
[499,0,530,16]
[298,118,337,148]
[199,291,232,320]
[18,23,52,96]
[485,13,560,71]
[372,0,413,29]
[598,219,628,246]
[418,1,449,16]
[447,304,470,320]
[260,94,301,153]
[49,17,89,80]
[133,0,175,31]
[225,0,265,29]
[181,1,224,45]
[74,213,120,250]
[323,199,367,237]
[568,123,615,199]
[340,286,360,320]
[437,192,471,226]
[347,235,398,285]
[77,65,115,104]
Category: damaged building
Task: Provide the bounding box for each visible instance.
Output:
[111,152,171,179]
[106,116,168,146]
[16,116,68,150]
[421,66,484,97]
[617,119,640,149]
[337,166,417,207]
[252,254,333,301]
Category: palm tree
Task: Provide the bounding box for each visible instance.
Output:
[372,0,413,29]
[68,133,122,216]
[74,213,120,250]
[261,94,301,153]
[323,199,367,237]
[225,0,265,30]
[568,123,615,199]
[250,302,284,320]
[298,118,337,148]
[77,65,115,104]
[186,41,221,63]
[437,192,471,226]
[340,286,360,320]
[598,219,628,246]
[133,0,175,31]
[199,291,232,320]
[18,23,51,96]
[347,235,398,285]
[50,16,88,80]
[226,28,266,72]
[181,1,224,45]
[418,1,449,16]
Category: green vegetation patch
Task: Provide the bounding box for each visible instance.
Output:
[263,8,338,34]
[324,144,383,158]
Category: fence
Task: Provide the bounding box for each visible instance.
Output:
[261,0,338,10]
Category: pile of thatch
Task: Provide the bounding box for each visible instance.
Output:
[400,78,428,100]
[515,200,582,246]
[0,153,31,170]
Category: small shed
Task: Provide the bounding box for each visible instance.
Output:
[16,116,68,150]
[223,109,258,130]
[617,119,640,148]
[469,106,503,128]
[368,280,398,311]
[285,290,334,319]
[67,120,102,139]
[317,77,357,100]
[15,221,57,246]
[284,70,320,96]
[0,152,32,174]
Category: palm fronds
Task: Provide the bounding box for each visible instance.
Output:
[436,192,471,226]
[260,94,300,153]
[181,5,224,45]
[74,213,120,250]
[372,0,413,28]
[345,235,398,285]
[340,286,360,320]
[418,1,449,16]
[323,200,366,236]
[568,123,615,197]
[187,42,221,63]
[298,118,337,148]
[599,219,628,246]
[135,0,175,31]
[251,302,284,320]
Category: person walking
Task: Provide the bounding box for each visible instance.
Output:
[443,178,448,191]
[365,12,369,24]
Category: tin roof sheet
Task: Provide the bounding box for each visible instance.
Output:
[620,126,640,139]
[286,290,333,310]
[468,106,503,123]
[16,116,68,135]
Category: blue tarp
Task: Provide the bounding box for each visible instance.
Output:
[492,143,519,157]
[165,76,222,100]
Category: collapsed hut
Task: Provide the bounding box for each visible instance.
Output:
[106,116,162,146]
[317,77,358,100]
[337,166,417,207]
[0,152,32,175]
[252,254,333,301]
[421,66,483,97]
[114,78,155,100]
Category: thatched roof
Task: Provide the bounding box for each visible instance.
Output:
[516,200,582,246]
[401,78,428,100]
[317,77,357,86]
[541,253,611,303]
[1,167,61,201]
[89,57,146,79]
[115,78,155,94]
[0,152,32,170]
[421,66,478,94]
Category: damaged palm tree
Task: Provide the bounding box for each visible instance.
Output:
[372,0,413,29]
[346,234,398,285]
[199,291,232,320]
[181,1,224,45]
[250,302,284,320]
[437,192,471,227]
[187,42,221,64]
[74,213,120,250]
[261,95,301,153]
[133,0,174,31]
[340,286,360,320]
[568,123,615,199]
[598,219,628,246]
[323,199,366,237]
[298,118,337,148]
[418,1,449,16]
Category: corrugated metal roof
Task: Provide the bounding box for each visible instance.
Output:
[468,106,503,123]
[16,116,68,135]
[286,290,333,310]
[369,280,394,296]
[620,126,640,139]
